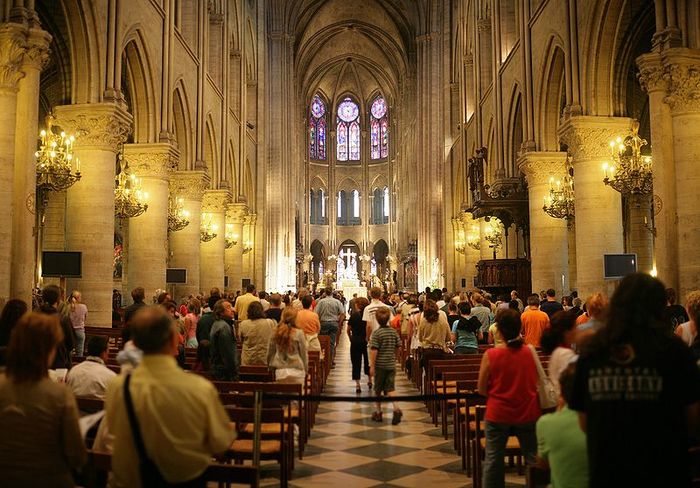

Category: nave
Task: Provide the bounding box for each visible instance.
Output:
[254,327,525,488]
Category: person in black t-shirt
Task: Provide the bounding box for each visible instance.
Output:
[570,274,700,488]
[540,288,564,318]
[664,287,689,332]
[348,297,371,393]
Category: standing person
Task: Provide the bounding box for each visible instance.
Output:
[511,290,524,312]
[363,287,394,340]
[570,274,700,488]
[267,307,308,384]
[39,285,74,369]
[0,313,86,487]
[477,308,540,488]
[665,287,690,331]
[470,293,493,339]
[451,302,482,354]
[66,291,88,356]
[296,295,321,352]
[233,283,258,321]
[265,293,284,322]
[238,301,276,366]
[123,287,147,338]
[0,299,28,366]
[521,294,550,348]
[369,307,403,424]
[540,289,564,318]
[540,311,578,395]
[315,287,346,363]
[676,290,700,346]
[66,335,116,399]
[418,299,451,372]
[348,297,371,393]
[196,295,217,344]
[184,298,200,348]
[575,293,608,339]
[105,306,234,487]
[210,299,239,381]
[258,291,271,311]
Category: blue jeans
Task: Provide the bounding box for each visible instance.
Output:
[319,322,338,360]
[74,329,85,356]
[482,421,537,488]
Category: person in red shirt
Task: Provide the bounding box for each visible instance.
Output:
[521,294,550,347]
[478,308,541,488]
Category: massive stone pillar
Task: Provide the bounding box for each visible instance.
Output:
[559,116,629,298]
[200,189,229,294]
[169,171,209,299]
[626,195,654,275]
[225,203,246,293]
[663,49,700,295]
[243,212,257,286]
[0,24,25,304]
[55,103,132,326]
[519,152,570,297]
[125,143,177,299]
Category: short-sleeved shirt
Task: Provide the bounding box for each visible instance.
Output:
[314,296,345,323]
[536,406,589,488]
[370,326,400,370]
[569,336,700,488]
[521,308,550,347]
[233,293,258,321]
[295,309,321,335]
[363,300,393,336]
[451,316,480,349]
[471,305,492,333]
[488,323,505,347]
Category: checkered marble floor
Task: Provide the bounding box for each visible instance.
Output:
[250,326,527,488]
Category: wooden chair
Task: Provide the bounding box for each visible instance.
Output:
[526,464,551,488]
[227,406,289,487]
[239,365,275,382]
[440,370,479,442]
[76,396,105,414]
[455,380,484,475]
[470,405,524,488]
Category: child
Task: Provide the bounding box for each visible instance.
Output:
[369,307,403,424]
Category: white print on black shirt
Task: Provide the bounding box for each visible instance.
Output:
[588,366,663,401]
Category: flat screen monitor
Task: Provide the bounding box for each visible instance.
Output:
[604,254,637,279]
[42,251,82,277]
[166,268,187,284]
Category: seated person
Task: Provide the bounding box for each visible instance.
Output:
[67,336,117,400]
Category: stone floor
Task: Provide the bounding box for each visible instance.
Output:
[249,326,527,487]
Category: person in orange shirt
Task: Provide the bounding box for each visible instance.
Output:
[520,294,550,347]
[295,295,321,351]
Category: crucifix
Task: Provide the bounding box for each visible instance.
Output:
[339,247,357,280]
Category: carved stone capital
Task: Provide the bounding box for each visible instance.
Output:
[226,202,248,223]
[463,53,474,67]
[202,189,230,213]
[123,143,179,180]
[22,27,51,71]
[558,116,632,162]
[662,49,700,114]
[477,19,491,33]
[0,23,27,91]
[170,170,210,201]
[518,152,569,185]
[244,213,257,226]
[636,52,665,93]
[54,103,132,152]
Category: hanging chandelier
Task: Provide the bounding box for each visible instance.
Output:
[225,224,238,249]
[543,160,575,221]
[114,146,148,219]
[602,120,653,195]
[466,225,481,251]
[168,196,190,232]
[35,114,81,192]
[200,212,218,242]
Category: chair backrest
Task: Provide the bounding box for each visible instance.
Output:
[526,464,551,488]
[227,405,284,424]
[76,396,105,413]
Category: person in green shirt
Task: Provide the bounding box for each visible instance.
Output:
[536,363,588,488]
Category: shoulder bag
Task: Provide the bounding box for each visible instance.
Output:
[528,345,558,410]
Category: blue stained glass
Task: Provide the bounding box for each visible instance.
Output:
[380,119,389,158]
[371,97,387,119]
[338,98,359,122]
[370,119,380,160]
[318,118,326,160]
[349,121,360,160]
[337,123,348,161]
[311,95,325,118]
[309,121,316,159]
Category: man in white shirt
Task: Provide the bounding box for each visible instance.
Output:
[363,287,394,339]
[66,336,116,399]
[105,306,234,487]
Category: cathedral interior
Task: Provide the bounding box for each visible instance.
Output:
[0,0,698,325]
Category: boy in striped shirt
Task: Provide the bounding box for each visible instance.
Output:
[369,307,403,425]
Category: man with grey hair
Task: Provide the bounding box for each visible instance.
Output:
[105,306,234,487]
[315,286,346,364]
[210,299,239,380]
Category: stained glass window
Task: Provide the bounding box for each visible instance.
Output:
[353,190,360,218]
[370,95,389,160]
[337,97,360,161]
[309,94,326,160]
[383,187,390,218]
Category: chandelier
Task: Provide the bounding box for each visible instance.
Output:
[225,224,238,249]
[543,160,575,221]
[114,146,148,219]
[466,225,481,251]
[35,114,81,193]
[168,196,190,232]
[200,212,218,242]
[602,120,653,195]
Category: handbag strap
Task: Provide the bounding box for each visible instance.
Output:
[528,344,547,380]
[123,374,150,463]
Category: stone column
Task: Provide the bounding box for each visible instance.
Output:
[638,52,677,288]
[626,195,654,274]
[55,103,132,326]
[519,152,570,297]
[169,171,209,299]
[663,49,700,294]
[0,23,26,304]
[242,212,257,286]
[124,143,177,299]
[200,189,229,294]
[559,116,629,298]
[12,27,49,302]
[225,202,246,293]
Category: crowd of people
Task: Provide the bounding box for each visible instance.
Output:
[0,275,698,486]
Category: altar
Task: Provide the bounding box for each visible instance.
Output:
[334,249,367,301]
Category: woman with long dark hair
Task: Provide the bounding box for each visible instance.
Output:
[348,296,370,393]
[541,311,578,395]
[570,274,700,488]
[477,308,540,488]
